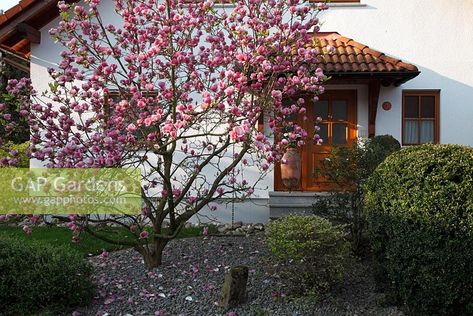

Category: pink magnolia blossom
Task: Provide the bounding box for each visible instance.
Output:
[23,225,32,235]
[139,231,149,239]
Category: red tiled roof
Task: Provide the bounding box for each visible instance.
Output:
[0,0,67,58]
[313,32,419,74]
[0,0,37,27]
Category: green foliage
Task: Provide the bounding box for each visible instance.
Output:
[0,236,95,315]
[317,135,401,185]
[313,135,400,255]
[0,141,29,167]
[266,215,351,295]
[0,62,29,144]
[364,144,473,315]
[0,223,213,256]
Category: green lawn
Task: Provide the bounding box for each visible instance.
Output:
[0,224,210,256]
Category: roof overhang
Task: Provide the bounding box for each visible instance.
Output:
[0,0,76,59]
[326,71,421,87]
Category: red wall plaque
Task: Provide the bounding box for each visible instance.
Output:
[382,101,392,111]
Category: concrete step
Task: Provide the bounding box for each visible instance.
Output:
[269,191,331,218]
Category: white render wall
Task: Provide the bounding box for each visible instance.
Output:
[320,0,473,146]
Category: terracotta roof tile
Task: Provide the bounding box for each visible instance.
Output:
[0,0,37,27]
[312,32,418,74]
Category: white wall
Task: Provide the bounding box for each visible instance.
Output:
[320,0,473,146]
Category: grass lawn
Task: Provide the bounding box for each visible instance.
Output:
[0,224,210,256]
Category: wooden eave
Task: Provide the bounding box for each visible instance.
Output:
[0,0,77,60]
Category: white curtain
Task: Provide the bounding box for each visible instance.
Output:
[404,121,419,144]
[420,121,434,143]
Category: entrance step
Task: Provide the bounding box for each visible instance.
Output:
[269,191,331,219]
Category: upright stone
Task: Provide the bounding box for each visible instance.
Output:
[220,265,249,309]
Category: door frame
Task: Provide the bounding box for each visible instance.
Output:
[274,89,358,192]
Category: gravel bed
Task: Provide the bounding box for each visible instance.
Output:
[77,235,402,316]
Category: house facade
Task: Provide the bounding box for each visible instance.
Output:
[1,0,472,223]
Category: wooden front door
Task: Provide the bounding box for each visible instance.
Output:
[275,90,358,191]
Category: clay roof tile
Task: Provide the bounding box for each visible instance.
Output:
[312,32,419,74]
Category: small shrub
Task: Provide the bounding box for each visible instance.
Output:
[364,144,473,315]
[266,215,351,295]
[0,237,95,315]
[313,135,400,255]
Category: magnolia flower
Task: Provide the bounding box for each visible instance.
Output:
[317,2,329,10]
[224,87,234,96]
[126,123,137,133]
[23,225,32,235]
[139,231,149,239]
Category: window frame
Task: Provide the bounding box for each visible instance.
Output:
[328,0,360,3]
[402,90,440,146]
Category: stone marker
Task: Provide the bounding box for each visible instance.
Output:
[220,265,249,309]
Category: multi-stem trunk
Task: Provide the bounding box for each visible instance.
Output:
[139,238,169,269]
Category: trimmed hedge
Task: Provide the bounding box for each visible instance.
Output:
[364,144,473,315]
[266,215,351,295]
[0,237,95,315]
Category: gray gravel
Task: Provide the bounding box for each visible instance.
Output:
[76,235,402,316]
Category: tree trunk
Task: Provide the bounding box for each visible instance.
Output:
[140,238,169,270]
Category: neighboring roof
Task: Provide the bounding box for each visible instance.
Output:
[313,32,420,85]
[0,0,68,58]
[0,0,37,26]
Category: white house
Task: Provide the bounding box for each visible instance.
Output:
[0,0,472,223]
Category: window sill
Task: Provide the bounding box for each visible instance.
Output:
[328,3,367,8]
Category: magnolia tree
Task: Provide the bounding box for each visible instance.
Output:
[0,0,327,268]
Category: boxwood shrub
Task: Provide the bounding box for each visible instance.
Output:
[0,237,95,315]
[364,144,473,315]
[266,215,351,295]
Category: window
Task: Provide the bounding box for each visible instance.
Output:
[402,90,440,145]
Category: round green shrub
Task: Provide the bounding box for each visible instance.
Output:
[364,144,473,315]
[367,135,401,154]
[0,237,95,315]
[266,215,351,295]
